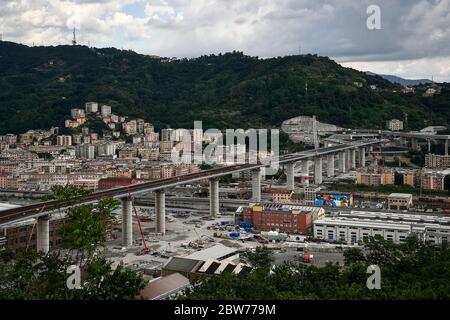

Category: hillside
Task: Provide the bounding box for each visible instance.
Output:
[0,41,449,134]
[365,71,432,86]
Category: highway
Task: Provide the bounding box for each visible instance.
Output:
[0,140,382,227]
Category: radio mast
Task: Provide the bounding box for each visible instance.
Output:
[72,28,77,45]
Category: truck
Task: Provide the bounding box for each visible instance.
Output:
[303,253,313,263]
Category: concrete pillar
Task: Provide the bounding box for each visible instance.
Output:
[411,138,418,150]
[339,151,347,173]
[445,140,449,156]
[252,168,262,202]
[301,160,310,186]
[301,160,309,175]
[36,215,50,253]
[351,149,356,170]
[121,198,133,247]
[286,163,295,191]
[314,157,323,185]
[427,139,431,153]
[209,179,220,218]
[360,148,366,168]
[327,154,335,177]
[155,190,166,234]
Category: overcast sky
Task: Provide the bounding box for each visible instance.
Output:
[1,0,449,81]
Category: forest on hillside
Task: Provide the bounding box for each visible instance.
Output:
[0,41,449,134]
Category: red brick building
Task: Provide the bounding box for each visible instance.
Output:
[242,205,312,235]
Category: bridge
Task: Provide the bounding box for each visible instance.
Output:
[354,129,450,155]
[0,140,383,252]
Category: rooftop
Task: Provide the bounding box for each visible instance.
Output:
[388,193,413,198]
[184,244,238,262]
[139,273,190,300]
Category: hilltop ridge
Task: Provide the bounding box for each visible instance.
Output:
[0,41,448,134]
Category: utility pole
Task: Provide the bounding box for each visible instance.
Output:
[312,115,319,150]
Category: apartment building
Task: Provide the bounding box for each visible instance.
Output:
[101,105,112,117]
[356,167,395,186]
[57,135,72,146]
[425,154,450,169]
[85,102,99,113]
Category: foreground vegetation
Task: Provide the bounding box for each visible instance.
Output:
[0,186,145,300]
[2,185,449,300]
[181,238,450,300]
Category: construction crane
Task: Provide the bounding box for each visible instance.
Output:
[192,227,205,248]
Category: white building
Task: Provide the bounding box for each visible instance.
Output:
[314,211,450,245]
[387,193,413,210]
[71,108,85,119]
[95,142,117,157]
[314,218,412,244]
[57,135,72,146]
[161,128,175,141]
[75,144,95,159]
[85,102,99,113]
[386,119,404,131]
[101,105,112,117]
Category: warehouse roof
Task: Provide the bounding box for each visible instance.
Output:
[139,273,190,300]
[184,244,238,262]
[163,257,203,273]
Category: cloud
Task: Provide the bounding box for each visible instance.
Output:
[0,0,448,80]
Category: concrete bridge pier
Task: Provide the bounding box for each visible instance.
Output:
[327,154,335,177]
[351,149,356,170]
[209,178,220,218]
[286,163,295,191]
[339,151,347,173]
[301,160,310,181]
[252,168,262,202]
[121,198,133,247]
[445,139,449,156]
[411,138,419,150]
[346,150,353,170]
[359,147,366,167]
[314,157,323,185]
[36,215,50,253]
[155,190,166,234]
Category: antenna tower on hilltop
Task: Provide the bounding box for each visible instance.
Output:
[72,28,77,46]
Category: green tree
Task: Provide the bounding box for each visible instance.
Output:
[343,247,366,266]
[242,246,273,270]
[0,187,145,300]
